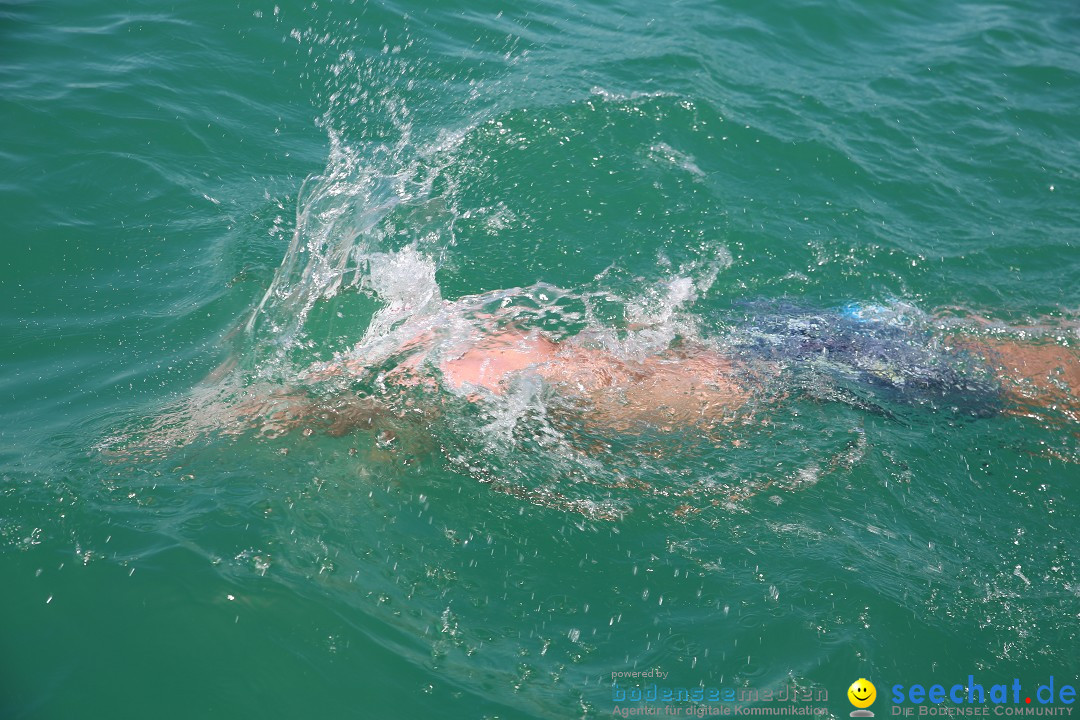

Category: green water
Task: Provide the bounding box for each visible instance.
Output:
[2,0,1078,718]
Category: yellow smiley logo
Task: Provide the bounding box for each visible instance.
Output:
[848,678,877,710]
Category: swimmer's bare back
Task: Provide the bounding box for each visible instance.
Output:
[434,328,751,431]
[298,326,752,436]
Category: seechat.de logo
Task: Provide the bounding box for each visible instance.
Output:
[849,679,877,717]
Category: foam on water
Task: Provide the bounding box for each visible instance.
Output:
[99,84,758,518]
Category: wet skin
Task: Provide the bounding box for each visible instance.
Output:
[298,320,1079,436]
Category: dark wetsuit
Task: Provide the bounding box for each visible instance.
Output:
[729,301,1003,418]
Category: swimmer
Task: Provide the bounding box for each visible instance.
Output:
[293,301,1079,438]
[112,297,1077,515]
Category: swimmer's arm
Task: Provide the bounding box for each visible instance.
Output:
[226,386,401,439]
